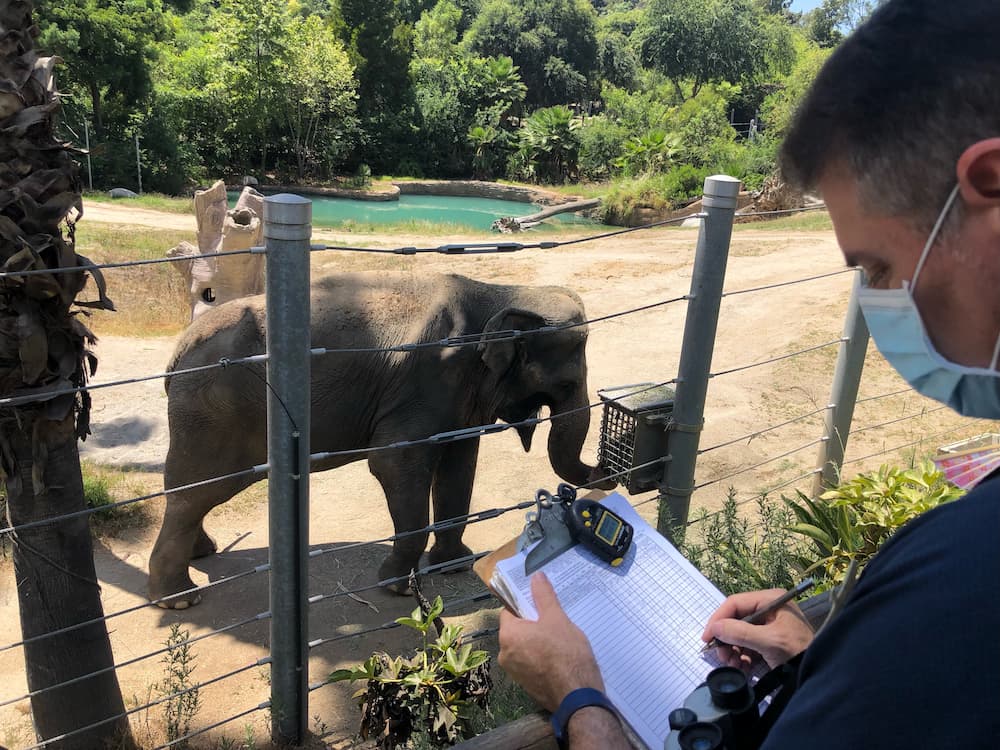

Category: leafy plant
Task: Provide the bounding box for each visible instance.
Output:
[160,623,200,747]
[330,596,492,749]
[684,490,800,595]
[520,106,580,184]
[784,462,964,588]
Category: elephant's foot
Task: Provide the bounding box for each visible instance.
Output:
[428,542,475,573]
[192,527,218,559]
[148,569,203,610]
[378,551,423,596]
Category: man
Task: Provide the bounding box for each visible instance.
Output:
[498,1,1000,747]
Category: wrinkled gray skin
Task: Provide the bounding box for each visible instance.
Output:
[149,272,614,608]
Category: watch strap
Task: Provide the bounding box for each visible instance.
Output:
[550,687,619,748]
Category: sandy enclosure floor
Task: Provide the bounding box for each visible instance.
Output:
[0,201,987,748]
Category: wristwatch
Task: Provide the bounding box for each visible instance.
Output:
[551,687,620,748]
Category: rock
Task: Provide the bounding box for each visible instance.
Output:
[108,187,139,199]
[241,175,259,186]
[681,217,703,228]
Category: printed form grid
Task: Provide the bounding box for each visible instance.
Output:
[497,495,728,749]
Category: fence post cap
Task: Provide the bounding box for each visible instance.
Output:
[264,194,312,240]
[702,175,742,210]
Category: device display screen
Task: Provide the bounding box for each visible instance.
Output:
[595,511,623,545]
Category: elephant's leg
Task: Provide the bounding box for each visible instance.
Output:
[148,472,255,608]
[428,437,478,571]
[368,446,437,595]
[192,521,218,559]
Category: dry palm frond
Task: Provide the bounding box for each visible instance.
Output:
[0,0,114,494]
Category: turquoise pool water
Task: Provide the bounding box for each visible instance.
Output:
[229,191,593,230]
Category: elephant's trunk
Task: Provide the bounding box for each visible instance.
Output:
[547,385,615,490]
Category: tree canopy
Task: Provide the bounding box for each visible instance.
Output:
[42,0,847,192]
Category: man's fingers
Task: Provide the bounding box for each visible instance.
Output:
[530,572,564,617]
[702,589,786,640]
[707,618,765,653]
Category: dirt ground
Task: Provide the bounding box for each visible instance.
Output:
[0,201,987,749]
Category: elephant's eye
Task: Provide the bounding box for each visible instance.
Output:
[202,288,216,303]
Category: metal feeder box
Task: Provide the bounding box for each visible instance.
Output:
[598,383,675,494]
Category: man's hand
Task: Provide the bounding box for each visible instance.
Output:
[498,572,604,712]
[702,589,815,670]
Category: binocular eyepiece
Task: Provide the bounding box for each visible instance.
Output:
[665,667,757,750]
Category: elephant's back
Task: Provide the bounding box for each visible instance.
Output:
[166,296,266,389]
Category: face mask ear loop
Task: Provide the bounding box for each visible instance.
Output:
[910,184,961,292]
[990,333,1000,372]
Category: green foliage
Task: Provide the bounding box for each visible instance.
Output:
[465,0,599,109]
[329,596,492,749]
[160,624,200,747]
[637,0,791,99]
[683,491,800,596]
[577,115,629,180]
[520,106,581,183]
[784,462,964,589]
[613,129,679,177]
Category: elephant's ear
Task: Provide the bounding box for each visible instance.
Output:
[478,308,547,377]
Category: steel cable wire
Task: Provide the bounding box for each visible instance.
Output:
[693,438,827,491]
[0,454,665,654]
[850,405,950,435]
[709,339,847,380]
[0,248,263,280]
[0,297,688,411]
[697,406,830,456]
[22,660,267,749]
[0,612,272,709]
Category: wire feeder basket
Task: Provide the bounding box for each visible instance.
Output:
[598,383,675,494]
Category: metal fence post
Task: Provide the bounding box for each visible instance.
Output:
[658,175,740,539]
[264,194,312,744]
[813,272,869,495]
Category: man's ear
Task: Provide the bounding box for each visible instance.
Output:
[957,138,1000,206]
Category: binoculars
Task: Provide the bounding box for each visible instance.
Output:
[665,667,757,750]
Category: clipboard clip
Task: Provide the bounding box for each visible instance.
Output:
[519,486,577,575]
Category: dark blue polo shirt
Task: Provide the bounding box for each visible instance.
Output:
[762,475,1000,748]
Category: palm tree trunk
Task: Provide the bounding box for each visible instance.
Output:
[0,0,131,746]
[6,415,131,748]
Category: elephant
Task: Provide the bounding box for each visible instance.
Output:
[148,271,614,608]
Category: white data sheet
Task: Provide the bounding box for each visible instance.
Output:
[494,493,727,750]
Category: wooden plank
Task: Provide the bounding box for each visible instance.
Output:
[455,712,556,749]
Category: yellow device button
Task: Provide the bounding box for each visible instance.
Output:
[582,510,591,519]
[585,521,592,528]
[611,558,624,567]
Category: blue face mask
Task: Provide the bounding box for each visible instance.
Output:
[857,184,1000,418]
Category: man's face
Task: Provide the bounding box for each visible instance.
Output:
[819,169,1000,368]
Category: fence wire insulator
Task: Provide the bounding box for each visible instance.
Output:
[313,213,703,259]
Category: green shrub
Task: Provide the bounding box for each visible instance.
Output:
[784,462,964,589]
[684,490,801,596]
[577,116,629,181]
[330,596,492,749]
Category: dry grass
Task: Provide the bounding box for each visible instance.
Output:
[75,223,192,337]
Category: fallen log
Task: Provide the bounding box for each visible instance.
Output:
[513,198,601,225]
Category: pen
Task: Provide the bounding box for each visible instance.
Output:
[701,578,816,654]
